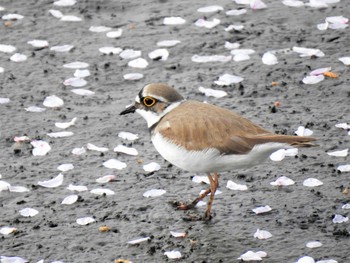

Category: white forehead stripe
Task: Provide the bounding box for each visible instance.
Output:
[135,95,140,103]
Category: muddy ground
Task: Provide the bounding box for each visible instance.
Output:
[0,0,350,262]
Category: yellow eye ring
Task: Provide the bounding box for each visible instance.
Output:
[143,96,156,107]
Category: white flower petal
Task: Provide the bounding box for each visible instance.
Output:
[114,145,138,156]
[262,52,278,65]
[60,15,82,22]
[43,95,64,108]
[55,117,77,129]
[293,46,324,57]
[170,231,186,238]
[38,173,63,188]
[61,194,78,205]
[192,54,232,63]
[339,57,350,66]
[252,205,272,214]
[2,14,24,20]
[224,24,244,31]
[19,208,39,217]
[57,163,74,172]
[306,241,323,248]
[120,49,141,59]
[49,9,63,18]
[302,75,325,84]
[310,67,332,76]
[337,164,350,172]
[27,40,49,48]
[194,18,220,29]
[72,147,86,155]
[0,256,27,263]
[118,131,139,141]
[317,22,329,31]
[86,143,108,152]
[226,180,248,191]
[123,73,144,80]
[197,5,223,13]
[99,47,122,55]
[327,149,348,157]
[50,44,74,52]
[127,237,150,245]
[198,87,227,98]
[303,178,323,187]
[270,176,295,186]
[224,41,240,50]
[63,61,89,69]
[9,185,30,193]
[31,140,51,156]
[0,226,17,235]
[214,73,243,86]
[335,123,350,129]
[103,159,127,170]
[342,203,350,210]
[148,49,169,61]
[143,189,166,198]
[326,16,348,24]
[143,162,161,172]
[238,250,263,261]
[282,0,304,7]
[63,77,87,87]
[47,131,74,138]
[25,106,46,112]
[163,17,186,25]
[164,250,182,259]
[106,29,123,38]
[250,0,267,10]
[295,256,315,263]
[71,89,95,96]
[67,184,88,192]
[89,25,112,32]
[127,58,149,68]
[10,53,27,62]
[76,217,95,225]
[90,188,115,195]
[0,180,11,191]
[0,44,16,53]
[192,175,210,184]
[0,98,10,104]
[332,214,349,224]
[233,54,251,62]
[226,9,247,16]
[254,229,272,239]
[54,0,76,6]
[295,126,313,136]
[96,175,116,183]
[156,40,181,47]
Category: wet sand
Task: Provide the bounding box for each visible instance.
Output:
[1,0,350,262]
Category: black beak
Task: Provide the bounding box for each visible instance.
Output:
[120,105,136,115]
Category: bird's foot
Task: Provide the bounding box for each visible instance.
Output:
[170,200,195,210]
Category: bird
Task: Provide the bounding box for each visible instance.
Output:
[120,83,316,220]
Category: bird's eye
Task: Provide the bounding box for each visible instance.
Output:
[143,96,156,107]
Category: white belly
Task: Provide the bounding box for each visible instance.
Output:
[151,132,291,173]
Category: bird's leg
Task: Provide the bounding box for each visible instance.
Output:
[176,187,211,210]
[203,172,219,220]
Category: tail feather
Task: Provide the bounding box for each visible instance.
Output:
[247,134,317,148]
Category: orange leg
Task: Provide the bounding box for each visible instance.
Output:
[204,172,218,220]
[177,187,211,210]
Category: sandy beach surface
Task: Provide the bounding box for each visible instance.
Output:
[0,0,349,262]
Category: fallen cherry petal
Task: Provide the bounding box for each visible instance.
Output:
[148,49,169,61]
[72,147,86,155]
[143,189,166,197]
[254,229,272,239]
[0,226,17,235]
[27,40,49,48]
[63,61,89,69]
[10,53,27,62]
[226,180,248,191]
[270,176,295,186]
[31,140,51,156]
[57,163,74,172]
[55,117,77,129]
[262,52,278,65]
[333,214,349,224]
[164,250,182,259]
[163,17,186,25]
[96,175,116,183]
[214,73,243,85]
[43,95,64,108]
[127,58,148,68]
[86,143,108,152]
[106,29,123,38]
[192,175,210,184]
[76,217,95,225]
[295,126,313,136]
[252,205,272,214]
[90,188,115,195]
[143,162,161,172]
[89,25,112,32]
[60,15,82,22]
[71,89,95,96]
[123,73,143,80]
[49,9,63,18]
[197,5,223,13]
[118,131,139,141]
[9,185,30,192]
[47,131,74,138]
[0,44,16,53]
[327,149,348,157]
[99,46,122,55]
[61,194,78,205]
[38,173,63,188]
[50,44,74,52]
[306,241,322,248]
[157,40,181,47]
[294,256,315,263]
[19,208,39,217]
[302,75,325,84]
[127,237,150,245]
[337,164,350,172]
[303,178,323,187]
[63,77,87,87]
[0,256,27,263]
[114,145,138,156]
[170,231,186,238]
[54,0,76,6]
[238,250,263,261]
[103,159,127,170]
[0,98,10,104]
[198,86,227,98]
[67,184,88,192]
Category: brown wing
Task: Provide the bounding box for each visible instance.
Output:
[154,101,316,155]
